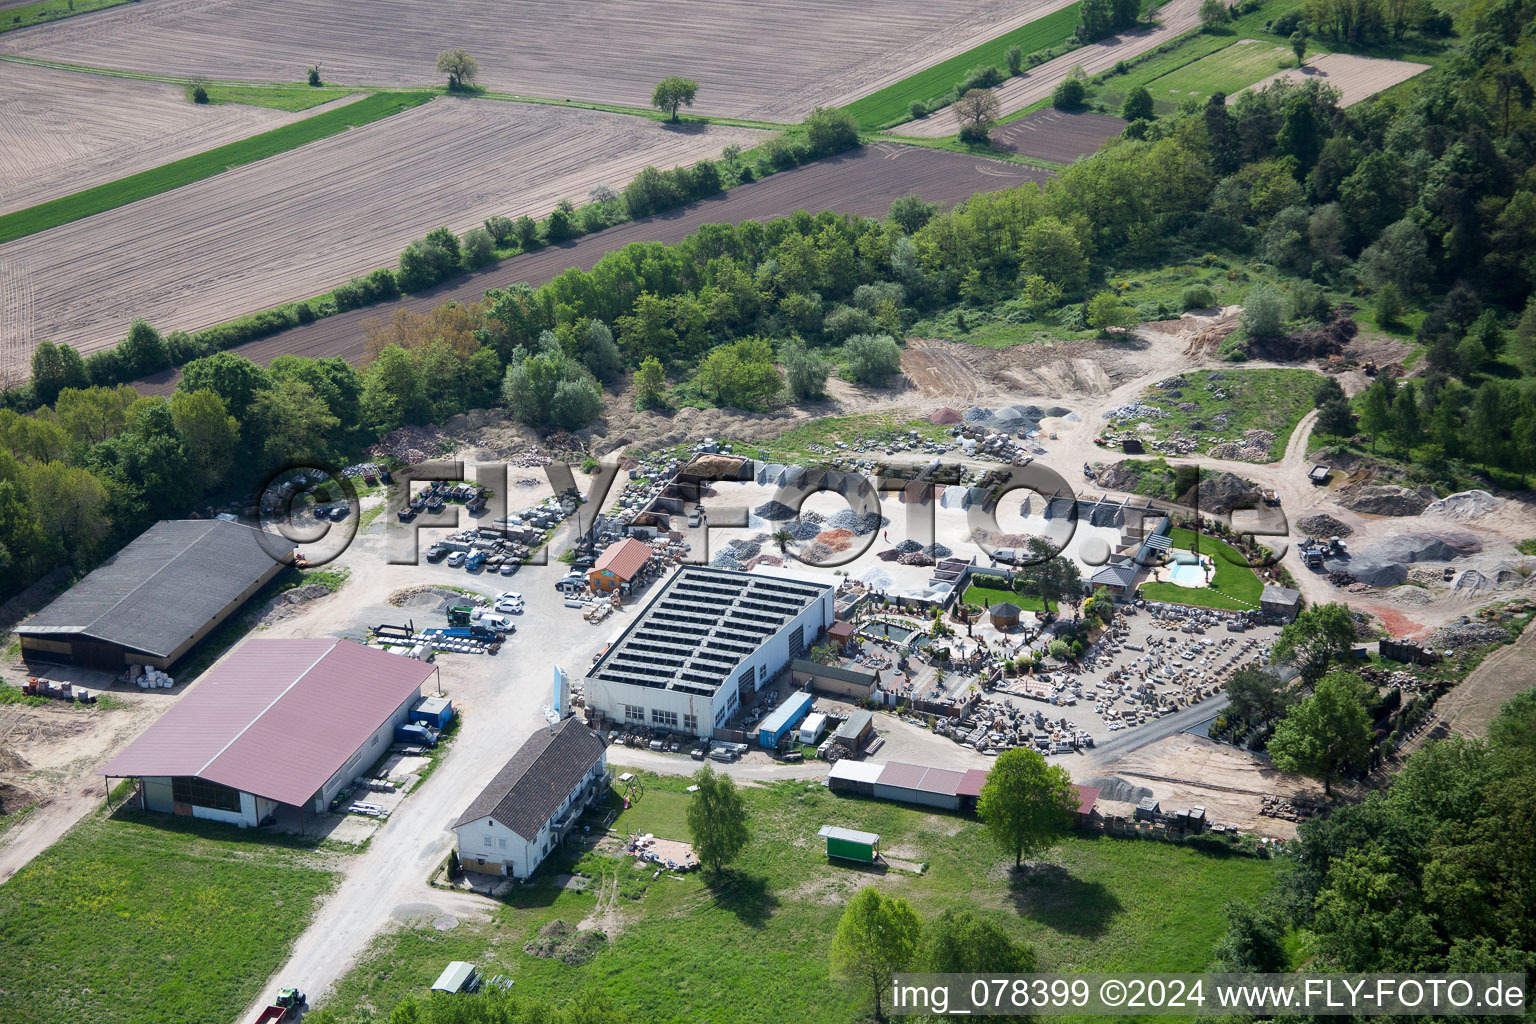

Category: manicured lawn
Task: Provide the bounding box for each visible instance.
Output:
[0,811,337,1024]
[0,0,129,33]
[1129,368,1323,461]
[1143,38,1321,105]
[0,90,433,244]
[1139,526,1263,610]
[323,770,1276,1023]
[963,582,1056,615]
[196,82,358,110]
[843,5,1081,130]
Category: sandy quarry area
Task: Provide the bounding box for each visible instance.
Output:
[0,62,354,215]
[1236,53,1430,108]
[0,97,759,357]
[4,0,1076,121]
[898,0,1203,138]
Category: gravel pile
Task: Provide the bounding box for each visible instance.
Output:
[1425,622,1512,649]
[1423,489,1499,520]
[928,407,963,425]
[799,542,834,563]
[1297,514,1352,537]
[784,520,821,540]
[1102,401,1167,421]
[895,539,923,554]
[876,548,902,562]
[752,500,798,521]
[826,509,885,535]
[898,552,934,566]
[964,404,1048,432]
[816,529,855,552]
[1340,484,1435,517]
[1385,586,1435,605]
[710,552,743,570]
[924,543,953,558]
[727,539,762,560]
[799,510,826,525]
[857,567,894,589]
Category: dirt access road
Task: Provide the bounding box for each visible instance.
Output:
[134,145,1049,394]
[1434,621,1536,739]
[898,0,1204,139]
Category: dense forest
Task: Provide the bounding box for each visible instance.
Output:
[2,0,1534,605]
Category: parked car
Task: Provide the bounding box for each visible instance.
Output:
[426,543,448,563]
[446,551,466,567]
[496,590,523,603]
[329,505,349,521]
[495,598,523,614]
[477,614,514,632]
[499,563,519,576]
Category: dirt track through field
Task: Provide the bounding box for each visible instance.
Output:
[0,97,759,364]
[0,61,339,214]
[5,0,1077,121]
[990,108,1125,163]
[898,0,1204,138]
[131,145,1051,392]
[1235,52,1429,107]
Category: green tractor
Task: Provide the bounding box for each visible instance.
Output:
[252,987,307,1023]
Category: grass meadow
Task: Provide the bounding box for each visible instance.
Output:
[0,90,432,244]
[0,809,336,1024]
[1133,368,1323,461]
[325,769,1277,1023]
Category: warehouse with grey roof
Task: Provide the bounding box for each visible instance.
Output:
[584,566,835,738]
[18,519,282,670]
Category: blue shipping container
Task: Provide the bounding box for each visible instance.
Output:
[757,691,815,749]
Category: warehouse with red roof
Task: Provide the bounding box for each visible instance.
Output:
[103,638,440,828]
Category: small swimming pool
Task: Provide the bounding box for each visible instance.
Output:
[1168,562,1207,587]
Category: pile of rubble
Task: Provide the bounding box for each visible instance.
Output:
[752,500,798,521]
[1339,484,1436,517]
[826,509,885,535]
[1423,489,1499,521]
[1424,620,1513,649]
[369,424,455,463]
[1207,429,1277,462]
[1297,514,1352,537]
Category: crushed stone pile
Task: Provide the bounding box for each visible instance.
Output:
[1082,776,1155,803]
[1187,472,1261,513]
[709,551,743,570]
[826,509,885,535]
[799,510,826,525]
[963,403,1049,432]
[1339,484,1436,517]
[1384,586,1435,605]
[924,543,953,558]
[369,424,453,463]
[876,548,902,562]
[783,520,821,540]
[895,539,923,554]
[1297,514,1352,537]
[1365,531,1482,563]
[857,567,894,589]
[799,542,834,563]
[1102,401,1167,421]
[726,539,762,560]
[898,552,934,566]
[815,529,856,552]
[752,500,797,521]
[1422,489,1498,520]
[1426,621,1512,649]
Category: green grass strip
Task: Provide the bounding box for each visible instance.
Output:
[843,4,1081,130]
[0,90,433,244]
[0,0,131,35]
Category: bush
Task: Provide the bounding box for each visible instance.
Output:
[843,333,903,387]
[624,165,683,218]
[461,227,495,268]
[1006,44,1024,75]
[1373,282,1404,327]
[545,203,575,243]
[910,100,928,119]
[1267,9,1303,32]
[513,216,540,250]
[1052,77,1086,110]
[803,107,861,157]
[483,215,515,244]
[822,305,877,341]
[1181,285,1217,310]
[959,122,993,144]
[957,64,1004,93]
[888,194,937,234]
[191,82,209,104]
[306,65,322,87]
[1239,284,1288,340]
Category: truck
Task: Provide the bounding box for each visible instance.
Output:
[395,722,440,747]
[250,987,306,1023]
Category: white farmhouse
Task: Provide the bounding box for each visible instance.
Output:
[453,717,608,878]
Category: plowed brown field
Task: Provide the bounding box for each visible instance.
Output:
[0,62,337,214]
[1235,53,1429,107]
[132,144,1051,391]
[4,0,1080,120]
[990,109,1125,163]
[0,98,759,359]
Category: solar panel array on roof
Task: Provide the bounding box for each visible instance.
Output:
[589,567,830,696]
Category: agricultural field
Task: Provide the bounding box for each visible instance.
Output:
[898,0,1206,137]
[320,770,1276,1024]
[843,1,1081,130]
[990,108,1126,163]
[132,145,1052,380]
[0,809,336,1024]
[1236,52,1430,106]
[11,0,1086,121]
[0,62,340,214]
[0,97,761,356]
[1144,37,1299,107]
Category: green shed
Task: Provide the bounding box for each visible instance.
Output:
[818,825,880,864]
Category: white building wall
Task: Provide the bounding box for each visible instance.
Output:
[586,582,834,738]
[311,689,420,811]
[452,753,608,877]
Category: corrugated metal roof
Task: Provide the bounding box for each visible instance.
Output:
[827,760,884,784]
[875,761,927,790]
[103,639,436,806]
[592,538,651,581]
[915,767,966,796]
[835,709,874,741]
[956,768,988,797]
[1261,584,1301,605]
[453,717,606,840]
[1074,784,1100,815]
[759,691,814,735]
[19,519,278,657]
[818,825,879,845]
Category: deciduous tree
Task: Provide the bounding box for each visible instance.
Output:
[436,48,479,90]
[1270,601,1356,684]
[651,76,698,121]
[1268,671,1373,794]
[831,888,922,1022]
[976,747,1078,868]
[684,764,748,874]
